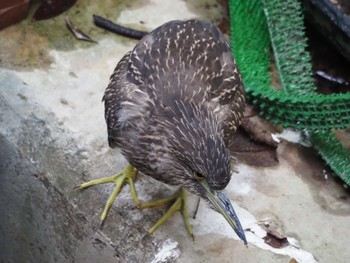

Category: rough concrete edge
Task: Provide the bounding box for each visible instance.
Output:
[0,70,163,262]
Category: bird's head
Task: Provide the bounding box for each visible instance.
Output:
[164,101,247,245]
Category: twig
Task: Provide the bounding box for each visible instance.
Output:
[93,15,148,40]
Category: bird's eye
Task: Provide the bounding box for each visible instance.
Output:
[193,171,205,181]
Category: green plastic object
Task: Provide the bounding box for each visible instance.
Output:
[262,0,317,94]
[310,130,350,185]
[229,0,350,184]
[229,0,350,130]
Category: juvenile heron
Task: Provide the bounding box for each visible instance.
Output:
[80,20,247,245]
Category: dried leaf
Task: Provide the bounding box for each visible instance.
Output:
[262,224,290,249]
[290,258,299,263]
[230,104,279,167]
[33,0,76,21]
[241,105,280,147]
[265,227,287,240]
[230,128,278,167]
[66,19,97,43]
[263,232,289,249]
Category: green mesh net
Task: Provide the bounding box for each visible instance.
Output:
[229,0,350,184]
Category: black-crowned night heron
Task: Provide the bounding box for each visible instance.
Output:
[80,20,247,245]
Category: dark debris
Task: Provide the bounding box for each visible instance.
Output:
[33,0,77,21]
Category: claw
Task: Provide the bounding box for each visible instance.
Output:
[78,164,139,223]
[79,166,195,238]
[140,188,193,238]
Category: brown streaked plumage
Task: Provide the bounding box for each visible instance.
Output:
[102,20,246,244]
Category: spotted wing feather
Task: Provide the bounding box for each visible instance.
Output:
[103,20,244,148]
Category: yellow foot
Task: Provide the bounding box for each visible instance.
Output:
[141,188,194,240]
[79,164,140,226]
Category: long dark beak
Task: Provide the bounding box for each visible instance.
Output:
[199,179,247,245]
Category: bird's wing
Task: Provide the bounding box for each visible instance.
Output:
[128,19,245,109]
[103,51,151,148]
[209,50,245,144]
[103,20,245,147]
[129,19,245,145]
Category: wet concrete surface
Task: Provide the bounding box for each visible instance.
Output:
[1,1,350,262]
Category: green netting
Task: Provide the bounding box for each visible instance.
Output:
[310,130,350,185]
[230,0,271,94]
[230,0,271,93]
[229,0,350,184]
[262,0,317,94]
[230,0,350,130]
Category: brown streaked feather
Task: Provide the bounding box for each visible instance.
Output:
[102,19,245,192]
[103,20,245,149]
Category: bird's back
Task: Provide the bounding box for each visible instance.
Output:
[103,20,245,151]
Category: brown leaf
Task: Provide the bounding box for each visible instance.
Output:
[241,105,280,147]
[230,128,278,167]
[246,223,290,249]
[290,258,299,263]
[263,232,289,249]
[66,19,97,43]
[230,104,279,167]
[261,223,290,249]
[33,0,76,21]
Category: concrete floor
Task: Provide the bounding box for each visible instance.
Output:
[1,0,349,262]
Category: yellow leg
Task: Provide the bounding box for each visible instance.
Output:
[80,167,194,238]
[141,188,194,240]
[79,164,139,224]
